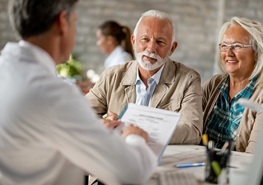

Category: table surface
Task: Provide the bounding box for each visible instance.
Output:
[144,145,254,185]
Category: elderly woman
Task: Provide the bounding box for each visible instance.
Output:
[203,17,263,153]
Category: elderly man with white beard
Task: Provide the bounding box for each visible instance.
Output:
[86,9,203,144]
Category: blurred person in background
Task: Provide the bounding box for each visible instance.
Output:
[96,20,134,68]
[202,17,263,153]
[0,0,157,185]
[86,10,203,145]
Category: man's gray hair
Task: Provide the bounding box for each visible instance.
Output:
[133,10,176,42]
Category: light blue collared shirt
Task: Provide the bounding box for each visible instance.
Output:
[135,65,165,106]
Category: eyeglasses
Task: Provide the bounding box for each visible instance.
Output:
[219,43,253,52]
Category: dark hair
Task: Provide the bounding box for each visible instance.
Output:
[8,0,78,39]
[98,20,134,59]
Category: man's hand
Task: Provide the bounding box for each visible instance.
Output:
[106,111,119,121]
[122,124,149,142]
[102,118,121,129]
[101,111,121,129]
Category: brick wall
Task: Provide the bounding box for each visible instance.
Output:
[0,0,262,82]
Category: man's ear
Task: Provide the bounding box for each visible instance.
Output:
[169,41,178,56]
[55,11,69,35]
[131,34,135,46]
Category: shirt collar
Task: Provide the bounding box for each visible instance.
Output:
[219,75,258,101]
[19,40,57,77]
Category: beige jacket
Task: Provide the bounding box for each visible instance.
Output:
[86,60,203,144]
[202,74,263,153]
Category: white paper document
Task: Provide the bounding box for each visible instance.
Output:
[119,103,180,162]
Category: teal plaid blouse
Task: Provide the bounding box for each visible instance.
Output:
[205,76,258,149]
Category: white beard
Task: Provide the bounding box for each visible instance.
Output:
[135,50,169,71]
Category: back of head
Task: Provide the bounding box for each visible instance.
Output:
[98,20,134,59]
[216,17,263,85]
[133,10,176,42]
[8,0,78,39]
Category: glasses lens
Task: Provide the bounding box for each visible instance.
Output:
[219,44,228,52]
[232,44,242,51]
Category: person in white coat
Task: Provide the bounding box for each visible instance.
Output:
[0,1,157,185]
[96,20,134,68]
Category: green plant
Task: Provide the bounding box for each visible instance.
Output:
[56,55,83,80]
